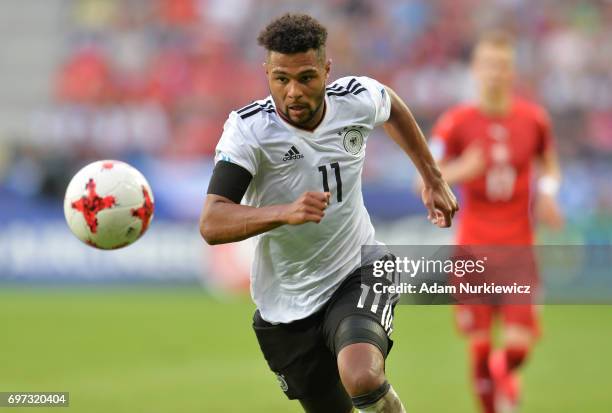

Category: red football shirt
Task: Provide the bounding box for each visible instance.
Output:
[432,98,554,245]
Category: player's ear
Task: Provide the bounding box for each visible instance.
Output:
[324,58,331,80]
[263,52,271,76]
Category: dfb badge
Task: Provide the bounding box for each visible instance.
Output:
[341,126,364,155]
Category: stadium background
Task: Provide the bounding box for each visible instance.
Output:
[0,0,611,412]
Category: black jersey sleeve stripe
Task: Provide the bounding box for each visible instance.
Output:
[327,79,365,97]
[258,100,273,110]
[346,78,357,91]
[207,160,253,204]
[348,81,363,93]
[326,84,343,91]
[237,99,273,114]
[240,106,275,119]
[327,90,352,97]
[240,108,263,119]
[237,102,259,114]
[240,100,272,118]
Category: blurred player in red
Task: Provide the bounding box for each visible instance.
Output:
[430,32,563,413]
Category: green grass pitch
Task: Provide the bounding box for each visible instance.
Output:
[0,287,610,412]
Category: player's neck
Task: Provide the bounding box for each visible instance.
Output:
[478,91,512,116]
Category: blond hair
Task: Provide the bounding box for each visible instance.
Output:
[473,30,516,55]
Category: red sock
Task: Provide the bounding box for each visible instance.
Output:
[505,346,529,372]
[470,339,495,413]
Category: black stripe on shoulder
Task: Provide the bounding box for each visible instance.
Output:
[327,89,352,97]
[349,81,363,93]
[237,102,259,114]
[326,78,365,97]
[237,99,272,114]
[240,108,262,119]
[239,100,275,119]
[346,78,357,91]
[327,86,367,97]
[241,106,276,119]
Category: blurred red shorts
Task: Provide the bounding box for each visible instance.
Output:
[454,304,541,337]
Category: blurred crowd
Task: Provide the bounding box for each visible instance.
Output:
[1,0,611,225]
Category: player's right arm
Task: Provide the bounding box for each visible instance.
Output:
[200,185,330,245]
[430,108,485,186]
[380,86,458,227]
[199,111,330,245]
[436,145,486,186]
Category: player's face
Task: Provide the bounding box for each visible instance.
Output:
[265,49,330,128]
[472,44,515,95]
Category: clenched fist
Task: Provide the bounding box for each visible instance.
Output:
[421,180,459,228]
[282,191,331,225]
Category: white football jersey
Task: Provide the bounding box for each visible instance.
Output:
[215,76,391,323]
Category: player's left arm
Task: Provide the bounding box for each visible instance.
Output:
[533,104,564,229]
[381,85,459,228]
[535,147,564,229]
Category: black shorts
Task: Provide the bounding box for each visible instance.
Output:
[252,255,399,400]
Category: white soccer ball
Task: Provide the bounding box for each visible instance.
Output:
[64,160,155,250]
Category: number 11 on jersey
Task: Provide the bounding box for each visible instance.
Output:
[318,162,342,202]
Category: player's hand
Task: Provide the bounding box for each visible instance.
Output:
[421,180,459,228]
[536,193,564,230]
[282,191,331,225]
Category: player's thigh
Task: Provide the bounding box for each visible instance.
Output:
[501,305,540,347]
[322,255,398,357]
[252,310,343,401]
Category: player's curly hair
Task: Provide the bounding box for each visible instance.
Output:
[257,13,328,56]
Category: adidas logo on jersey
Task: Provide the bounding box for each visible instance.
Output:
[283,145,304,161]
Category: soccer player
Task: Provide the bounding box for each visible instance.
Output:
[429,32,563,413]
[199,13,458,413]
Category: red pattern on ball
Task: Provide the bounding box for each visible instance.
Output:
[71,178,116,233]
[131,187,154,234]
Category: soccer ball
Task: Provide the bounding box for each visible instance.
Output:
[64,160,154,249]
